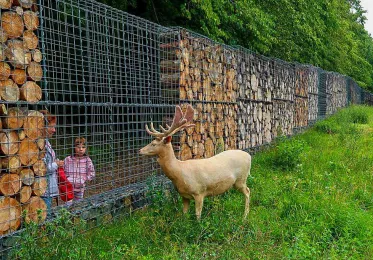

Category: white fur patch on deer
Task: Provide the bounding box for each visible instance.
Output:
[140,104,251,220]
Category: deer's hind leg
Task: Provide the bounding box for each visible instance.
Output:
[234,181,250,219]
[182,197,190,214]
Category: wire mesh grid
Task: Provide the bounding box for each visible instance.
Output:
[0,0,179,247]
[0,0,372,255]
[39,0,176,198]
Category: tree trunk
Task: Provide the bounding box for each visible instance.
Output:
[0,61,11,80]
[2,107,24,129]
[0,197,21,234]
[31,176,47,196]
[1,12,24,39]
[18,185,32,204]
[0,131,19,155]
[22,196,47,224]
[20,81,42,102]
[1,155,21,173]
[32,159,46,176]
[0,79,19,101]
[23,10,39,31]
[22,110,44,139]
[0,173,21,195]
[11,68,27,85]
[19,168,34,185]
[23,30,38,49]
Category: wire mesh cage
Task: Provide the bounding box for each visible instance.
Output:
[0,0,372,256]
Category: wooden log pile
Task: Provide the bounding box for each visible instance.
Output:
[0,0,47,235]
[272,61,295,137]
[294,66,309,128]
[160,30,238,160]
[325,73,347,115]
[349,81,362,104]
[237,51,273,149]
[0,108,47,234]
[307,67,319,122]
[364,91,373,106]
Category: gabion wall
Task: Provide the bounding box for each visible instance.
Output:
[0,1,372,256]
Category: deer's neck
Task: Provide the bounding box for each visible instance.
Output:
[157,145,182,182]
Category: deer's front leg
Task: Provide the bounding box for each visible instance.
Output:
[182,197,190,214]
[194,195,204,221]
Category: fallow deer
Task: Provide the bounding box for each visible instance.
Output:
[139,104,251,220]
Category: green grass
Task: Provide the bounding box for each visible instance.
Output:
[12,105,373,259]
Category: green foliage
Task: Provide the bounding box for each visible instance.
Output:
[10,208,87,259]
[97,0,373,89]
[348,105,369,124]
[271,138,307,171]
[10,105,373,259]
[314,120,339,134]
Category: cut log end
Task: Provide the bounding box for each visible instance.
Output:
[18,138,38,166]
[0,197,21,233]
[20,81,42,103]
[23,196,47,224]
[0,79,20,102]
[0,131,19,155]
[31,176,47,196]
[0,174,21,196]
[23,110,44,139]
[1,12,24,39]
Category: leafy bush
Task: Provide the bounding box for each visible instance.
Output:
[348,106,369,124]
[314,120,339,134]
[272,138,307,171]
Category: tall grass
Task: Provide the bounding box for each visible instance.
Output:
[11,105,373,259]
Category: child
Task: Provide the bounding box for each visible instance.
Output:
[64,137,95,204]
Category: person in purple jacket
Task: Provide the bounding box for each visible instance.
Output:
[64,137,95,205]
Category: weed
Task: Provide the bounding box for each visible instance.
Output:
[271,137,307,171]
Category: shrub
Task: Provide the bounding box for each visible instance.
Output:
[348,106,369,124]
[272,138,307,171]
[314,120,339,134]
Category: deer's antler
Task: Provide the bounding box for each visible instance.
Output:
[145,105,195,139]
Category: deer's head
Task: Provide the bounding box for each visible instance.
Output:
[139,105,195,156]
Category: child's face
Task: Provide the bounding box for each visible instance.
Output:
[75,144,86,157]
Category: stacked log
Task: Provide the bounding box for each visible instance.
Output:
[237,50,273,149]
[0,0,47,235]
[0,3,42,104]
[294,66,309,128]
[364,91,373,106]
[161,30,238,160]
[0,109,47,233]
[349,81,362,104]
[308,67,319,122]
[325,73,348,115]
[272,61,295,137]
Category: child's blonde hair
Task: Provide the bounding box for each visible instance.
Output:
[75,137,86,146]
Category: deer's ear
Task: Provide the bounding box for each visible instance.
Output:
[164,136,172,144]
